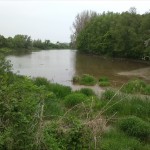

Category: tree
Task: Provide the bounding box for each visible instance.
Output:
[0,35,7,48]
[71,10,97,48]
[13,35,32,50]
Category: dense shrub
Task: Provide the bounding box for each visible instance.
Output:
[43,118,92,150]
[64,93,87,108]
[118,116,150,140]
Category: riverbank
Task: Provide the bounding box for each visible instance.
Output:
[1,53,150,149]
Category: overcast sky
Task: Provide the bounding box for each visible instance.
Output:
[0,0,149,43]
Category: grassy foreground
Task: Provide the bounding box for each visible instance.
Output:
[0,56,150,149]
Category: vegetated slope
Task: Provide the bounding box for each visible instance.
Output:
[0,54,150,149]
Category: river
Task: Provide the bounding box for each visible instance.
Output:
[6,49,150,93]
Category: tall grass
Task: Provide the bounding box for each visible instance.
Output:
[121,79,150,95]
[117,116,150,141]
[33,77,71,98]
[100,89,150,121]
[100,129,149,150]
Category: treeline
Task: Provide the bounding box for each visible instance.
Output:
[0,34,70,52]
[72,8,150,60]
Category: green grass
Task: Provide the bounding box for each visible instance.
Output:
[100,89,150,121]
[33,77,71,98]
[72,74,97,86]
[99,76,110,87]
[118,116,150,141]
[100,129,149,150]
[64,93,87,108]
[76,88,96,96]
[121,79,150,95]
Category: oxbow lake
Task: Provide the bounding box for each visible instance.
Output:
[7,49,150,93]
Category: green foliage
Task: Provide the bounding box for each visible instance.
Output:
[80,74,97,86]
[73,74,97,86]
[33,77,51,87]
[99,76,110,86]
[101,89,116,100]
[34,77,72,98]
[122,79,146,93]
[64,93,87,108]
[44,94,65,119]
[43,118,92,150]
[0,34,70,53]
[78,88,96,96]
[100,129,148,150]
[101,90,150,120]
[118,116,150,140]
[121,79,150,95]
[48,83,72,98]
[76,11,150,59]
[0,47,12,54]
[1,55,150,149]
[0,78,42,149]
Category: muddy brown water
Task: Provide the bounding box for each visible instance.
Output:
[6,49,150,93]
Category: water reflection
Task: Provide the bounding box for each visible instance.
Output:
[75,53,150,86]
[7,50,76,86]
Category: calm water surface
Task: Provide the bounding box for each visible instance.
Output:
[7,49,150,90]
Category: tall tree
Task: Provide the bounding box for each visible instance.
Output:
[70,10,97,48]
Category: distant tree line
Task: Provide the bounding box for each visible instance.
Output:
[71,8,150,60]
[0,34,70,52]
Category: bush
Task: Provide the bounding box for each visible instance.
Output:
[99,76,110,86]
[64,93,87,108]
[118,116,150,140]
[78,88,96,96]
[43,119,92,150]
[79,74,97,86]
